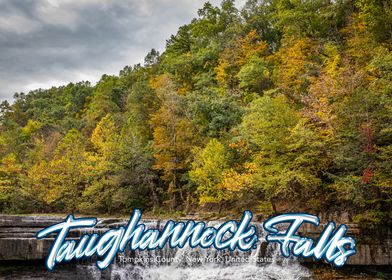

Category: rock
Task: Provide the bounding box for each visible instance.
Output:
[0,214,391,266]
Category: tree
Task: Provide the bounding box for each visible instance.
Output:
[189,139,230,208]
[150,75,195,209]
[126,78,158,140]
[237,55,272,96]
[0,153,23,212]
[84,75,124,131]
[81,114,118,213]
[28,129,88,212]
[144,49,160,66]
[112,116,158,212]
[273,37,319,98]
[0,0,390,225]
[239,94,330,210]
[215,29,269,91]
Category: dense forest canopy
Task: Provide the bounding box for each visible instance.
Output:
[0,0,391,227]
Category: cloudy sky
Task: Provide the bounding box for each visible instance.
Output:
[0,0,246,102]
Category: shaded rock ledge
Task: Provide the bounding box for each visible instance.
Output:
[0,214,390,266]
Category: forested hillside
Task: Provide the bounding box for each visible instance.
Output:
[0,0,391,227]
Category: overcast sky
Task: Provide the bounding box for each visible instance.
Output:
[0,0,246,102]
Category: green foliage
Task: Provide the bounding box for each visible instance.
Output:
[186,90,243,138]
[356,0,392,43]
[237,56,272,95]
[239,94,330,209]
[241,94,299,152]
[84,75,125,131]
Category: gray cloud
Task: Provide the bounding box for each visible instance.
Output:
[0,0,246,102]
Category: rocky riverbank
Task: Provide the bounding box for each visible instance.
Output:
[0,214,391,266]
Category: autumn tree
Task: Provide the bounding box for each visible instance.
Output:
[0,154,24,212]
[150,75,195,209]
[28,129,88,212]
[189,138,230,209]
[239,93,331,211]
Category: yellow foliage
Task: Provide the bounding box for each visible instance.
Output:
[91,114,117,158]
[219,162,256,195]
[0,154,23,201]
[215,60,229,88]
[150,75,195,206]
[238,29,268,65]
[325,54,341,77]
[274,37,317,96]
